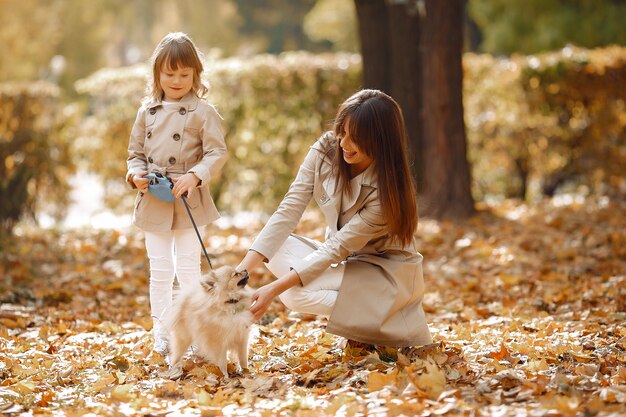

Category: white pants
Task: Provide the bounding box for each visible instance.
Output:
[144,228,203,324]
[267,235,344,318]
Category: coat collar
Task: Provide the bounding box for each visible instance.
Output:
[321,161,377,231]
[145,91,200,112]
[340,162,377,212]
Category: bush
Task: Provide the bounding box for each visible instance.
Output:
[521,45,626,197]
[464,45,626,201]
[75,52,361,214]
[76,47,626,217]
[0,81,76,237]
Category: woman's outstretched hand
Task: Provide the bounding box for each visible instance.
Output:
[250,283,279,322]
[249,269,302,322]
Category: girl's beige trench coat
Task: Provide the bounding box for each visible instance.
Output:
[126,92,227,232]
[251,133,432,347]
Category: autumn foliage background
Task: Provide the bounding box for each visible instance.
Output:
[1,1,626,416]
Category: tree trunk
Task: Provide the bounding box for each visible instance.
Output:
[355,0,474,219]
[354,0,390,92]
[387,2,424,189]
[418,0,474,218]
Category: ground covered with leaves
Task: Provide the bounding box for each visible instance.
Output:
[1,196,625,416]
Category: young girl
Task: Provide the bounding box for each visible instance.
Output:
[237,89,432,348]
[126,32,227,354]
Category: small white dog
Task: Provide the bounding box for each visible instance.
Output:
[164,266,253,379]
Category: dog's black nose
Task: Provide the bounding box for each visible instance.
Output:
[236,269,249,287]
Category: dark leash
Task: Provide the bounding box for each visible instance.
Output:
[181,194,213,270]
[143,172,213,270]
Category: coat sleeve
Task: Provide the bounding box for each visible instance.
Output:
[291,191,388,285]
[126,107,147,188]
[188,105,228,186]
[248,143,321,261]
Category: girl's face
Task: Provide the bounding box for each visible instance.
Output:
[339,119,373,177]
[160,65,194,101]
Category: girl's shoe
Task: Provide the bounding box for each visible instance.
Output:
[152,321,170,355]
[153,334,169,355]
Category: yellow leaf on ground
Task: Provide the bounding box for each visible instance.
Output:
[9,380,35,395]
[527,358,549,372]
[367,369,399,392]
[411,361,446,399]
[198,389,212,407]
[110,384,135,402]
[600,387,626,403]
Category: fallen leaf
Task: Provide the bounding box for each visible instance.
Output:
[367,369,399,392]
[110,384,135,402]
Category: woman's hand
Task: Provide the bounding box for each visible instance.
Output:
[132,171,149,193]
[172,173,200,198]
[250,282,280,322]
[249,269,302,322]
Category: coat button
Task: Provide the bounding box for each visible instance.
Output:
[147,131,152,138]
[149,108,157,115]
[168,157,176,164]
[173,133,180,141]
[179,108,186,115]
[148,157,154,163]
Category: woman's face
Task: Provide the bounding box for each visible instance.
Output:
[339,119,373,176]
[160,64,194,101]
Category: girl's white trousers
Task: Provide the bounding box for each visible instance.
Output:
[144,228,202,325]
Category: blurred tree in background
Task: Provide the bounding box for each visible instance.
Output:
[0,82,77,236]
[234,0,320,53]
[469,0,626,54]
[303,0,359,52]
[0,0,64,82]
[0,0,334,93]
[0,0,242,92]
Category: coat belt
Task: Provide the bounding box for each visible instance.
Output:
[148,161,199,177]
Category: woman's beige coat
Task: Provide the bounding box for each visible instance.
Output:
[126,92,227,232]
[251,133,432,347]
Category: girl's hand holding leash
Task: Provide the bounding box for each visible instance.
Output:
[132,171,149,193]
[172,173,200,198]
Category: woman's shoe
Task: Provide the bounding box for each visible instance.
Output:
[343,339,377,357]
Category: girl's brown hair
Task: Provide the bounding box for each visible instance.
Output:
[333,89,418,246]
[148,32,208,101]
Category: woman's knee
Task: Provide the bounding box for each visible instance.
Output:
[279,287,309,311]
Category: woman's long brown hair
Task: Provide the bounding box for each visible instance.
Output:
[333,89,418,246]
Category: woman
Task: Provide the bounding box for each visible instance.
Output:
[237,89,432,347]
